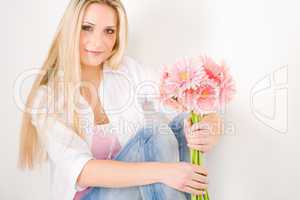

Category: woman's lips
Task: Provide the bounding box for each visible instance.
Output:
[86,49,103,55]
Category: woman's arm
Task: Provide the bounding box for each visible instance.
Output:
[77,160,164,188]
[77,160,209,195]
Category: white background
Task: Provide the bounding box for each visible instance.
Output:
[1,0,299,199]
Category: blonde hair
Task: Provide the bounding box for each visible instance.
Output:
[18,0,128,170]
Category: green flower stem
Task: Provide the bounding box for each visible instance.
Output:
[190,111,210,200]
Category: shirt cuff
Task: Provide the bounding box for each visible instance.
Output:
[71,154,95,192]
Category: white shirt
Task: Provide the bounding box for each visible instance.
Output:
[31,56,179,200]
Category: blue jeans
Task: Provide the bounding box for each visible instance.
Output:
[81,112,191,200]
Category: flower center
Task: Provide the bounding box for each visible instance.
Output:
[201,88,211,97]
[179,72,188,81]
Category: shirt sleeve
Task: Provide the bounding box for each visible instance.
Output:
[31,85,94,198]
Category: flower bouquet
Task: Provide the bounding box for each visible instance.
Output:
[159,55,236,200]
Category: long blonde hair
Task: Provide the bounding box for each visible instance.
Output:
[18,0,128,170]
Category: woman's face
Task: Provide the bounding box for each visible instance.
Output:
[80,3,117,68]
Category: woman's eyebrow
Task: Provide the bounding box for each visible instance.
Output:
[106,25,117,28]
[82,21,116,28]
[82,21,96,26]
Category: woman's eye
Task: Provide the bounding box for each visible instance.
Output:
[105,29,115,34]
[82,25,93,32]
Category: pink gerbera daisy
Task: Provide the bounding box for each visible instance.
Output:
[166,57,204,92]
[193,81,219,114]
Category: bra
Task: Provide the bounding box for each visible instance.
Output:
[73,125,122,200]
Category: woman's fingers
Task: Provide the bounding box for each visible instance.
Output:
[185,130,210,145]
[192,165,208,176]
[184,117,210,136]
[191,122,210,132]
[192,173,209,184]
[189,113,222,134]
[185,180,208,191]
[186,130,210,137]
[182,164,209,195]
[184,114,222,153]
[186,136,210,145]
[183,186,206,195]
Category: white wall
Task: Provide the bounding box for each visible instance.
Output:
[1,0,299,199]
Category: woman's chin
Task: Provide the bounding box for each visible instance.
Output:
[81,59,104,68]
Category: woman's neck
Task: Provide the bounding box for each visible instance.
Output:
[81,64,103,89]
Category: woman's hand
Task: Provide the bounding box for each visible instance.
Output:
[184,113,222,153]
[161,162,208,195]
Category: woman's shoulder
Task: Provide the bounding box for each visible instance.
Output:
[120,55,145,82]
[31,84,92,129]
[103,55,145,86]
[121,55,142,67]
[32,84,90,113]
[107,55,143,75]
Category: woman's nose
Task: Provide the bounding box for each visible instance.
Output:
[91,32,105,48]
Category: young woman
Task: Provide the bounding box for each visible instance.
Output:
[18,0,221,199]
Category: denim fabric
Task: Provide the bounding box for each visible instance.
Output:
[81,112,191,200]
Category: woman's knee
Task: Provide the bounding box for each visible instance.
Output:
[168,112,189,133]
[137,123,180,162]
